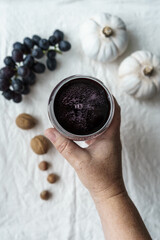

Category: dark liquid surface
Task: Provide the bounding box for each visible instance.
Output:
[54,78,110,135]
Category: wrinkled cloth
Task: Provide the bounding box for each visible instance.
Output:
[0,0,160,239]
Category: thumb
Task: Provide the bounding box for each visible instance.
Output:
[45,128,89,169]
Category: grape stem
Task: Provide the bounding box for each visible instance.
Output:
[54,48,62,54]
[43,47,62,55]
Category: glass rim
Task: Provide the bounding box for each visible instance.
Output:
[48,75,115,140]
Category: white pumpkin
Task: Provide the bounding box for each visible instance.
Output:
[118,51,160,99]
[80,13,128,62]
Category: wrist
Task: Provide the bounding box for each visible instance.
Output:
[91,178,127,205]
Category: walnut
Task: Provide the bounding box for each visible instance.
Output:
[47,173,56,184]
[30,135,49,155]
[40,190,50,200]
[16,113,36,129]
[38,161,49,171]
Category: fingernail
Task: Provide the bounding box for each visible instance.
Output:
[45,129,56,143]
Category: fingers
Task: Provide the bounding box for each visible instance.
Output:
[85,138,97,146]
[45,128,89,169]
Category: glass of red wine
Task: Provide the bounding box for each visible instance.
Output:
[48,75,115,141]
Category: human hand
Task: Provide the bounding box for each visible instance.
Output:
[45,100,152,240]
[45,99,125,201]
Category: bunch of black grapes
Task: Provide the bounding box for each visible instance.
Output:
[0,30,71,103]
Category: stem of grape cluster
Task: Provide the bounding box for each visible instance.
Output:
[43,47,62,55]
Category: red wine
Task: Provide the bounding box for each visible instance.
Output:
[54,78,110,135]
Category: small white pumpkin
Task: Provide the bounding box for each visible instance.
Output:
[80,12,128,62]
[118,51,160,99]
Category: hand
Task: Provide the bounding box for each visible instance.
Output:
[45,99,125,201]
[45,100,152,240]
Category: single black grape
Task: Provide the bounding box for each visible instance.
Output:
[13,42,25,52]
[2,89,14,100]
[24,37,34,49]
[23,55,34,67]
[32,62,46,73]
[0,67,15,80]
[23,44,31,54]
[32,47,44,59]
[17,66,30,77]
[32,35,41,45]
[46,58,57,71]
[4,57,15,68]
[12,49,23,62]
[47,50,56,60]
[0,78,10,91]
[49,35,58,46]
[23,71,36,85]
[12,78,24,93]
[21,84,30,95]
[13,92,22,103]
[59,41,71,51]
[53,29,64,42]
[13,42,22,49]
[39,39,49,50]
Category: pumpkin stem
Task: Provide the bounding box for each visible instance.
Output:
[143,66,154,77]
[102,26,113,37]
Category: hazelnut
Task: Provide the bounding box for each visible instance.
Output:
[40,190,50,200]
[47,173,56,184]
[16,113,36,130]
[38,161,49,171]
[30,135,49,155]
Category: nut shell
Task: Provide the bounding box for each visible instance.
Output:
[47,173,56,184]
[30,135,49,155]
[39,161,49,171]
[16,113,36,129]
[40,190,50,200]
